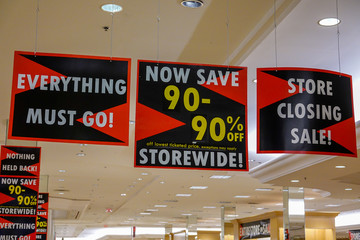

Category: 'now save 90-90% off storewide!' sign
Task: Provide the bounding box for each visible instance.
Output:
[135,60,248,171]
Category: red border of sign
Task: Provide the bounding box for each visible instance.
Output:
[135,59,248,171]
[257,67,356,157]
[8,51,131,146]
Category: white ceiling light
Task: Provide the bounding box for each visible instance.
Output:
[345,188,353,191]
[210,175,231,179]
[335,165,346,169]
[234,195,250,198]
[101,4,123,13]
[203,206,216,209]
[190,186,208,190]
[291,179,300,183]
[154,205,167,208]
[140,212,151,215]
[255,188,273,191]
[176,194,192,197]
[318,17,340,27]
[181,0,204,8]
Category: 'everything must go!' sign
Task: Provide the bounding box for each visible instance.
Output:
[9,51,131,145]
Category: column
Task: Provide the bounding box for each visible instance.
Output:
[283,187,305,240]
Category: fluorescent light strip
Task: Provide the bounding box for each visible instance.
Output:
[190,186,208,190]
[255,188,273,191]
[176,194,192,197]
[210,175,231,179]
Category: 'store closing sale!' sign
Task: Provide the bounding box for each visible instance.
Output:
[135,60,248,170]
[257,68,357,157]
[9,51,131,145]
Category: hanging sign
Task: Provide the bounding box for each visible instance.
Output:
[239,219,270,239]
[257,68,357,157]
[9,51,131,146]
[0,146,41,178]
[135,60,248,170]
[0,215,37,240]
[0,176,39,216]
[350,230,360,240]
[36,193,49,240]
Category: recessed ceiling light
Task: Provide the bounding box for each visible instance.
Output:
[77,152,86,157]
[275,203,283,206]
[154,205,167,208]
[252,79,257,83]
[176,194,192,197]
[181,0,204,8]
[305,197,315,200]
[234,195,250,198]
[58,179,65,182]
[255,188,273,191]
[121,193,127,197]
[141,173,149,176]
[182,213,192,216]
[129,120,135,125]
[325,204,340,207]
[190,186,208,190]
[291,179,300,183]
[137,178,143,181]
[58,169,66,173]
[146,209,159,212]
[335,165,346,169]
[318,17,340,27]
[203,206,216,209]
[58,192,65,195]
[345,188,353,191]
[160,181,165,184]
[210,175,231,179]
[140,212,151,215]
[256,207,264,210]
[101,4,123,13]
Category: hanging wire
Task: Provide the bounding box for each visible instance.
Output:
[34,0,40,57]
[157,0,161,64]
[226,0,230,68]
[335,0,341,75]
[273,0,278,69]
[110,12,114,62]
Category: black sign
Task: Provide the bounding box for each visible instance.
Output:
[9,51,131,146]
[257,68,357,157]
[1,146,41,178]
[239,219,270,239]
[36,193,48,240]
[0,177,39,216]
[135,60,248,170]
[0,215,37,239]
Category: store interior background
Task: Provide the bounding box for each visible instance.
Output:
[1,0,360,239]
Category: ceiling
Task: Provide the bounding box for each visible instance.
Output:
[1,0,360,239]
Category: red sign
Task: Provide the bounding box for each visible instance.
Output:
[135,60,248,170]
[257,67,356,157]
[0,146,41,178]
[9,51,131,146]
[36,193,49,240]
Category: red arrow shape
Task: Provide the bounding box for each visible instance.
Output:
[135,103,186,141]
